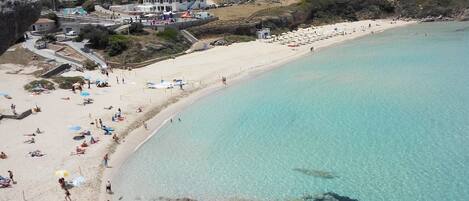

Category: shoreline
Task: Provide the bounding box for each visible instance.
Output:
[98,19,417,201]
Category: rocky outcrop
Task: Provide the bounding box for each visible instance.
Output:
[311,192,358,201]
[458,8,469,21]
[0,0,41,55]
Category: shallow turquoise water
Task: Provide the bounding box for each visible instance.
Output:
[115,22,469,201]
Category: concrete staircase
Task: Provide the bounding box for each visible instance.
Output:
[181,29,199,44]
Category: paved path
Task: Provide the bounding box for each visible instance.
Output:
[22,35,83,67]
[61,40,108,69]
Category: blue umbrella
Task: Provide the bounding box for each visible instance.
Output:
[68,125,82,132]
[80,91,90,97]
[0,92,8,96]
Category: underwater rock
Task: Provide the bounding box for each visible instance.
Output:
[293,168,337,179]
[312,192,358,201]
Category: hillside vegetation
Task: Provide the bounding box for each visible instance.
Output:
[190,0,469,37]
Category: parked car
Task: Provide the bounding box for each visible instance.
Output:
[66,31,77,36]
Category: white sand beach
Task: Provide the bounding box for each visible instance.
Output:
[0,19,414,201]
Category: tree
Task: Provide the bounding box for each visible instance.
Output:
[46,13,59,26]
[107,35,129,56]
[82,0,95,13]
[79,25,112,49]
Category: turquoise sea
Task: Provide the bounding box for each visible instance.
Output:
[114,22,469,201]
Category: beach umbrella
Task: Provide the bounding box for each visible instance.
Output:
[83,75,92,80]
[0,92,8,96]
[55,170,70,177]
[72,176,86,187]
[68,125,82,132]
[80,91,90,97]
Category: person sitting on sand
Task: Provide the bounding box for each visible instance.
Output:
[0,152,7,159]
[136,107,143,113]
[61,97,71,100]
[80,130,91,136]
[90,136,99,144]
[81,141,88,148]
[112,134,119,143]
[75,146,85,155]
[24,137,35,144]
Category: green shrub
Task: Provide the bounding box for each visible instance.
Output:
[84,59,98,70]
[224,35,256,43]
[46,13,59,26]
[24,79,55,92]
[129,23,145,34]
[40,34,57,43]
[107,35,129,56]
[79,25,113,49]
[52,76,84,89]
[156,28,179,41]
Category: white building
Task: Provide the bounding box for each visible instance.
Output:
[30,18,56,33]
[141,0,207,12]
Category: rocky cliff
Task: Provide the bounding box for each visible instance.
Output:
[0,0,41,55]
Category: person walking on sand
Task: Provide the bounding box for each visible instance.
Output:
[222,76,227,85]
[116,76,119,84]
[143,121,148,130]
[122,77,125,84]
[106,180,112,194]
[65,189,72,201]
[103,153,109,168]
[8,170,14,183]
[99,118,103,128]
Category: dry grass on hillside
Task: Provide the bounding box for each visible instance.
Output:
[208,0,299,21]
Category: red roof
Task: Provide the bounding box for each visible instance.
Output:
[35,18,55,24]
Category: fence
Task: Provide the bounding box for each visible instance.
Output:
[146,17,218,30]
[107,52,186,69]
[0,109,33,120]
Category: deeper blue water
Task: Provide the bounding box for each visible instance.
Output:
[114,22,469,201]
